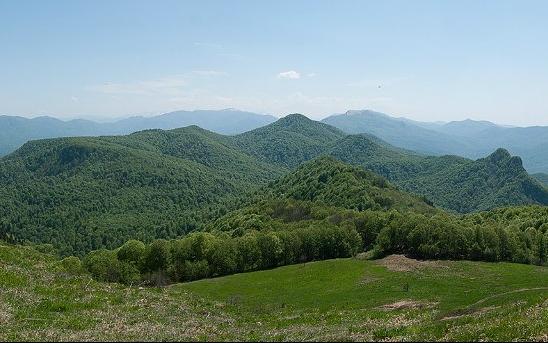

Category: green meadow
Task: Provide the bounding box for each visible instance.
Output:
[1,242,546,341]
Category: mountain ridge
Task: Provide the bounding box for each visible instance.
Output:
[322,109,548,173]
[1,115,547,255]
[0,109,277,157]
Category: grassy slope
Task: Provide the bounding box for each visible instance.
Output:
[1,242,546,341]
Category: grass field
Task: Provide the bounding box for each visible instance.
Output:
[1,242,547,341]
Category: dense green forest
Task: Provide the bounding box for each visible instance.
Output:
[82,158,548,285]
[0,132,282,255]
[1,114,547,256]
[233,113,344,168]
[236,114,548,212]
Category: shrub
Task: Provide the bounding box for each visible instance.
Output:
[60,256,84,275]
[144,239,171,272]
[117,239,146,269]
[83,249,119,282]
[182,260,210,281]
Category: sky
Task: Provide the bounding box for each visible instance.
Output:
[1,0,548,126]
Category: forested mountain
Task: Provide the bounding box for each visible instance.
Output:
[233,113,344,168]
[330,135,548,212]
[80,157,548,286]
[0,109,276,157]
[323,110,548,173]
[1,114,546,255]
[238,114,548,212]
[0,131,283,255]
[264,157,435,214]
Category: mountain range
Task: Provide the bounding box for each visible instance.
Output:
[0,109,277,157]
[2,108,547,175]
[322,110,548,173]
[1,113,546,255]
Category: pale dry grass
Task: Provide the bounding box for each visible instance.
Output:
[375,254,447,272]
[377,300,438,311]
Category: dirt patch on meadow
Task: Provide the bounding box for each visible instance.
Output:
[378,300,437,311]
[375,255,446,272]
[441,288,548,321]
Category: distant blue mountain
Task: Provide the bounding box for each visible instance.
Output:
[0,109,277,156]
[322,110,548,173]
[109,109,277,135]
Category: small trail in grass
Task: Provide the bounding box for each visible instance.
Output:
[468,287,548,308]
[441,287,548,321]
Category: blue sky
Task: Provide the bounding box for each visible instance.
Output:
[1,0,548,125]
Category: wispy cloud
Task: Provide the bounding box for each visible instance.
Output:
[277,70,301,80]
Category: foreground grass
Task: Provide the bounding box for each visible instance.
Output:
[1,243,547,341]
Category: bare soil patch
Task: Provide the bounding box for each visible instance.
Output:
[375,254,447,272]
[378,300,437,311]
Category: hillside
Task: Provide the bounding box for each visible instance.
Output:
[397,149,548,212]
[328,137,548,212]
[233,113,345,168]
[1,115,547,255]
[232,115,548,212]
[104,126,281,181]
[265,156,435,213]
[323,110,548,173]
[1,242,546,341]
[0,109,276,157]
[79,161,546,289]
[0,130,283,255]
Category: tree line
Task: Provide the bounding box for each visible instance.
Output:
[82,200,548,285]
[83,224,362,285]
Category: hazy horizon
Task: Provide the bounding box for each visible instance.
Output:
[2,0,548,126]
[0,107,542,128]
